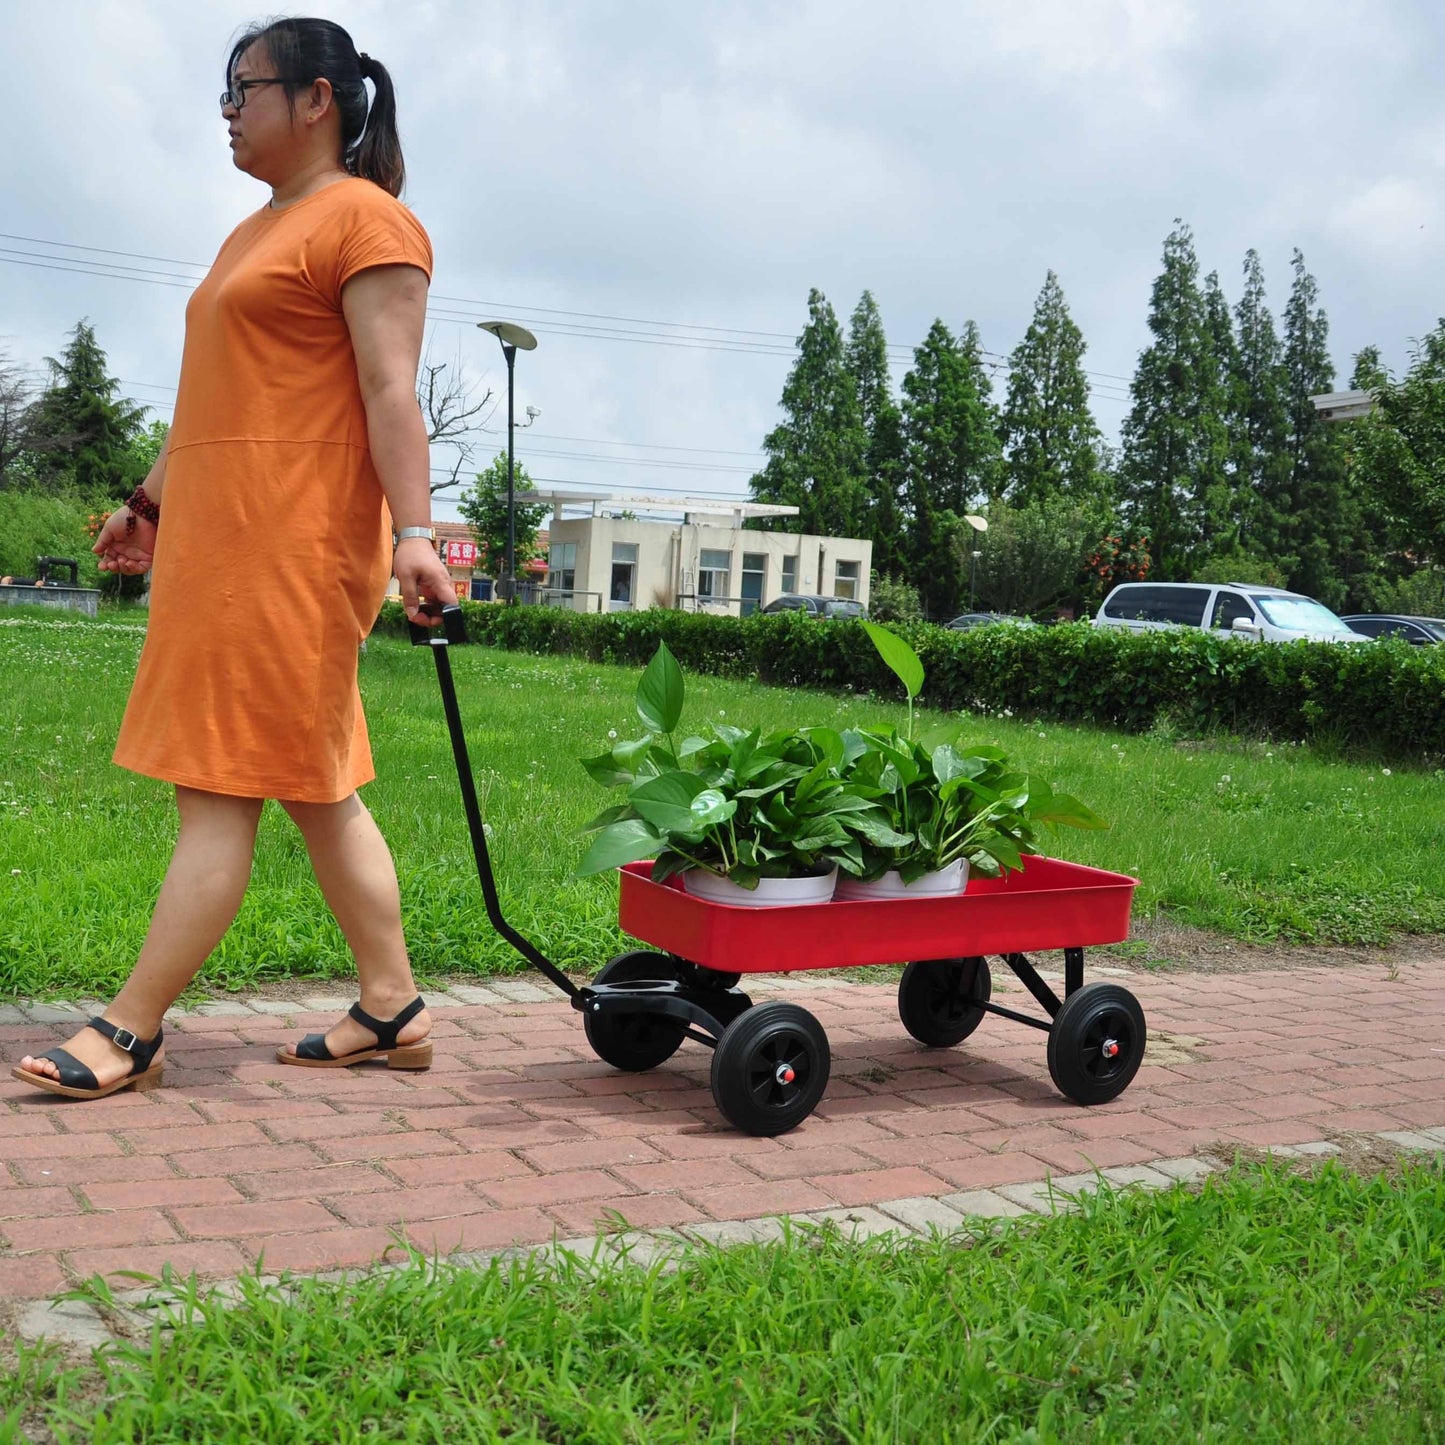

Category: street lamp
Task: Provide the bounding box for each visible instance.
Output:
[476,320,539,602]
[963,513,988,610]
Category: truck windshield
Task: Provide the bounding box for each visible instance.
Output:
[1251,596,1348,632]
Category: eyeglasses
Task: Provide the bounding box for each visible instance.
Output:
[219,78,287,110]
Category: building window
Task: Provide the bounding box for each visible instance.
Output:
[740,552,765,616]
[548,541,577,594]
[834,559,859,600]
[610,542,638,611]
[698,548,731,602]
[780,554,798,595]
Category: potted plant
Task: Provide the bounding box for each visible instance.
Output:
[576,643,908,905]
[834,623,1107,898]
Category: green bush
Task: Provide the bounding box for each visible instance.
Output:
[374,601,1445,760]
[0,490,103,586]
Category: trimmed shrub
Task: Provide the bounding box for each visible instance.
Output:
[374,602,1445,760]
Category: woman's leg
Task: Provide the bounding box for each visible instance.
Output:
[19,785,264,1086]
[276,792,431,1058]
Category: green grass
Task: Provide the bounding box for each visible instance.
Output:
[2,614,1444,999]
[3,1160,1443,1442]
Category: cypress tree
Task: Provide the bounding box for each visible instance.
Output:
[23,320,146,497]
[1196,270,1239,557]
[749,289,869,538]
[999,270,1103,506]
[1232,250,1292,558]
[844,291,907,576]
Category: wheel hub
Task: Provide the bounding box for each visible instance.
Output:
[1101,1038,1120,1059]
[774,1062,796,1086]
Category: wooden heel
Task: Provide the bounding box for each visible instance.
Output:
[387,1042,432,1071]
[129,1066,165,1093]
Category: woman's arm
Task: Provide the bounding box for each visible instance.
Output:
[92,434,170,574]
[342,264,457,623]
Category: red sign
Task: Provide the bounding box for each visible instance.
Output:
[444,539,479,568]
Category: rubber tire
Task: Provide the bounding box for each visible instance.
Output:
[710,1002,830,1137]
[897,957,992,1047]
[1046,982,1146,1105]
[583,951,688,1072]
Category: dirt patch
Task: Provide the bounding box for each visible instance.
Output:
[1101,915,1445,976]
[1201,1131,1443,1184]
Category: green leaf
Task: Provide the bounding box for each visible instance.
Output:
[635,642,684,735]
[628,771,709,835]
[689,788,736,830]
[1031,790,1110,831]
[576,819,663,875]
[580,802,631,833]
[862,620,924,700]
[580,752,633,789]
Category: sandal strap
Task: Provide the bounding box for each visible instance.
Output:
[86,1016,164,1072]
[293,1031,337,1061]
[30,1047,99,1092]
[347,996,426,1051]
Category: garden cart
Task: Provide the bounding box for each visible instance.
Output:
[415,606,1147,1137]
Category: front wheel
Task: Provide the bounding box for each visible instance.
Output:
[583,951,687,1072]
[710,1002,830,1137]
[898,957,992,1047]
[1046,982,1146,1105]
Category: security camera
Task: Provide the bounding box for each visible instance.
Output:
[525,406,541,421]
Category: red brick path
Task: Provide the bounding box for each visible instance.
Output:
[2,958,1442,1298]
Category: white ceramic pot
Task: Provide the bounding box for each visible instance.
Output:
[834,858,969,901]
[684,866,839,908]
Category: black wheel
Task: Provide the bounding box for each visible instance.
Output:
[681,961,743,991]
[1046,982,1146,1105]
[898,957,992,1047]
[583,951,687,1072]
[710,1002,830,1137]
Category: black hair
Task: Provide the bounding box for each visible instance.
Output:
[228,17,405,196]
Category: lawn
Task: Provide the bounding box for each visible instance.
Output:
[3,1159,1443,1442]
[2,612,1443,999]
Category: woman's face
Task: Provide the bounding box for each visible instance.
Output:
[222,43,305,180]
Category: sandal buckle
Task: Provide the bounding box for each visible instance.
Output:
[111,1027,139,1054]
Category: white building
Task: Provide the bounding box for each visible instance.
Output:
[533,491,873,615]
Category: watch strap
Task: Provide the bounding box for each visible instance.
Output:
[395,527,436,544]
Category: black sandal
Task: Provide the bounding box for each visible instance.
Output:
[11,1017,165,1100]
[277,996,432,1071]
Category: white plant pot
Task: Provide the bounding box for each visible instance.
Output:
[684,866,839,908]
[834,858,969,901]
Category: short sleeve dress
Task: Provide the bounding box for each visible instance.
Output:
[113,177,433,803]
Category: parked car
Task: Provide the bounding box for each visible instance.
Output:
[946,612,1036,631]
[1340,614,1445,645]
[760,594,868,619]
[1093,582,1364,644]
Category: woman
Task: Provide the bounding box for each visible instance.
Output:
[14,17,456,1099]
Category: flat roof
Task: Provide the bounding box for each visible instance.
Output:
[531,489,799,518]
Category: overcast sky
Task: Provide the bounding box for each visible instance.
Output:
[3,0,1443,521]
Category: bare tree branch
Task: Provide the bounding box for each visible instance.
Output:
[0,351,36,488]
[417,338,496,495]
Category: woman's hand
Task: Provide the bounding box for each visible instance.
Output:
[92,509,157,575]
[394,537,458,624]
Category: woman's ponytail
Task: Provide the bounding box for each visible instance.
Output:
[352,52,405,198]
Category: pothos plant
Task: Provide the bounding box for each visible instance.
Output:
[576,643,909,889]
[842,621,1108,880]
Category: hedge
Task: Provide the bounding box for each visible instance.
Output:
[374,601,1445,761]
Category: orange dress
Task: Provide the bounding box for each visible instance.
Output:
[114,178,433,802]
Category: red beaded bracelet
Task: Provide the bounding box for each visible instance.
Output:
[123,485,160,534]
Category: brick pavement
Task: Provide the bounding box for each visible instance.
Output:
[2,956,1442,1299]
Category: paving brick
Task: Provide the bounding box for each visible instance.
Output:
[874,1195,969,1233]
[517,1136,662,1174]
[610,1158,759,1194]
[265,1111,408,1143]
[685,1179,835,1219]
[0,1255,72,1299]
[119,1122,270,1155]
[0,1132,124,1160]
[545,1193,708,1237]
[1099,1164,1177,1190]
[0,1114,65,1139]
[937,1188,1030,1219]
[330,1184,490,1227]
[0,1186,81,1221]
[400,1208,557,1255]
[929,1152,1052,1190]
[1377,1130,1445,1152]
[315,1132,465,1164]
[483,1169,620,1210]
[1149,1157,1217,1183]
[171,1142,321,1177]
[803,1206,902,1241]
[6,1208,178,1253]
[237,1163,393,1201]
[382,1149,535,1188]
[173,1199,339,1239]
[84,1177,245,1212]
[15,1154,178,1187]
[251,1227,406,1276]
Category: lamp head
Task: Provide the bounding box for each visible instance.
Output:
[477,320,539,351]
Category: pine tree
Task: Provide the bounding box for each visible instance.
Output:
[23,320,146,496]
[749,289,869,538]
[900,319,1002,616]
[844,291,907,576]
[999,270,1103,507]
[1232,249,1292,558]
[1117,222,1231,576]
[1195,269,1238,557]
[1280,249,1353,604]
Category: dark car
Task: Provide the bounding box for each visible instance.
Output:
[760,594,868,619]
[1340,614,1445,645]
[946,612,1036,631]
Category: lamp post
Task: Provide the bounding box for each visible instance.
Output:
[476,320,539,602]
[963,513,988,610]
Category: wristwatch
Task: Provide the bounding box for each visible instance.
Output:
[394,526,436,545]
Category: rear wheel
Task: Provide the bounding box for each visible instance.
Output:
[1046,983,1146,1105]
[583,951,688,1072]
[898,957,992,1047]
[710,1002,830,1137]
